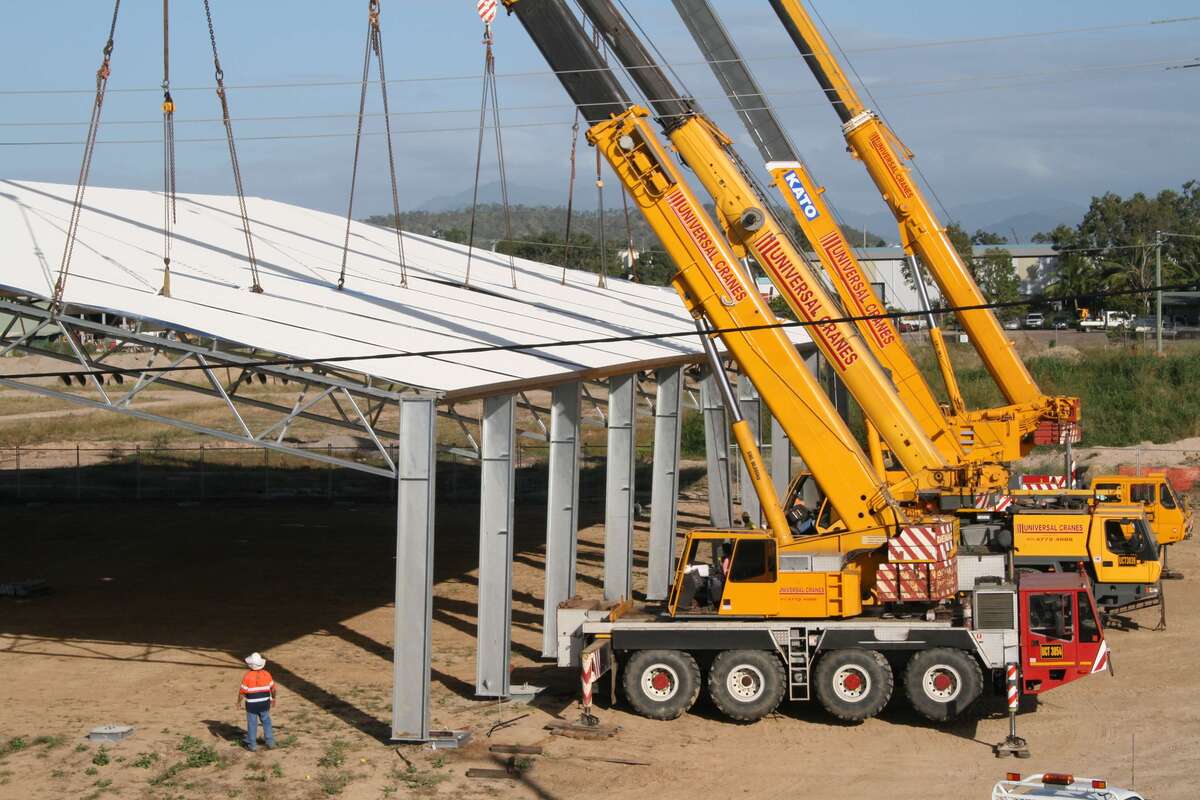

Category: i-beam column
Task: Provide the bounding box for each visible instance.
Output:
[700,367,733,528]
[392,397,437,742]
[476,394,516,697]
[646,366,683,601]
[604,373,636,602]
[770,413,792,499]
[542,381,581,657]
[736,372,762,527]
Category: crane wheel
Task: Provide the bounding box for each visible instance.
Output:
[622,650,701,720]
[706,649,786,723]
[812,648,893,722]
[903,648,983,723]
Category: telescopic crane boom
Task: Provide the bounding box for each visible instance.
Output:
[767,0,1082,450]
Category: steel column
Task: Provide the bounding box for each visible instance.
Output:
[646,366,683,601]
[542,381,581,658]
[770,413,792,498]
[476,395,516,697]
[700,367,733,528]
[392,398,437,742]
[736,373,762,527]
[604,373,637,602]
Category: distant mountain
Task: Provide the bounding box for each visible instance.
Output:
[843,194,1086,245]
[419,180,568,212]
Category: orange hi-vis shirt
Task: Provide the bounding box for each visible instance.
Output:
[240,669,274,711]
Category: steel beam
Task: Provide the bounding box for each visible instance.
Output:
[392,398,437,742]
[604,373,636,602]
[542,381,581,657]
[736,372,762,527]
[476,394,516,697]
[700,367,733,528]
[770,413,792,498]
[646,367,683,600]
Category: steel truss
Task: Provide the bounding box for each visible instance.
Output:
[0,297,415,478]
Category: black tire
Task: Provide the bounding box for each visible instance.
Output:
[706,649,787,723]
[622,650,701,720]
[812,648,893,722]
[903,648,984,723]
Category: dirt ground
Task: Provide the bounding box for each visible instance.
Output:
[1,483,1197,800]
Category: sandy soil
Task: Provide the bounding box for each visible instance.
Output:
[1,484,1197,800]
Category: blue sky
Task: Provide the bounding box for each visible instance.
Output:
[1,1,1197,235]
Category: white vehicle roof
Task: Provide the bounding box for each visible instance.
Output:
[993,774,1143,800]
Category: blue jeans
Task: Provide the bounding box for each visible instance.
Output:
[245,708,275,750]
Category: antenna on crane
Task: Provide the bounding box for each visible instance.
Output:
[464,0,518,289]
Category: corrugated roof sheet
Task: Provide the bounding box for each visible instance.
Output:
[0,180,810,397]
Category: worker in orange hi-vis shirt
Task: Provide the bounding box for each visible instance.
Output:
[236,652,277,751]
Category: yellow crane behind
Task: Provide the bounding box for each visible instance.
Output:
[767,0,1083,453]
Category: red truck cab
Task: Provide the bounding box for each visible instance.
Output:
[1019,572,1108,695]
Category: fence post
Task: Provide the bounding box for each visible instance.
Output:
[135,446,142,500]
[200,445,206,500]
[76,445,81,500]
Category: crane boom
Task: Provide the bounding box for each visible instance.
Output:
[767,0,1081,444]
[572,0,958,486]
[504,0,911,536]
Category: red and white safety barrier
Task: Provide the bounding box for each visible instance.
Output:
[974,493,1013,512]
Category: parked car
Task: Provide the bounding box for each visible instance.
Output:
[1024,312,1044,329]
[992,772,1145,800]
[1002,318,1021,330]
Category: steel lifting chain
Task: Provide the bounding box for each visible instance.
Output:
[465,20,518,289]
[160,0,177,297]
[560,110,580,285]
[337,0,409,291]
[202,0,263,293]
[51,0,121,312]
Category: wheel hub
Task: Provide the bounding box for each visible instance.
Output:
[726,664,766,703]
[922,665,962,702]
[832,665,871,702]
[641,664,679,702]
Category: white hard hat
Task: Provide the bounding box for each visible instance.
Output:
[244,652,266,670]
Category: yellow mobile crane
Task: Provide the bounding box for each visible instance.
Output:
[566,0,1160,612]
[504,0,1112,727]
[767,0,1082,452]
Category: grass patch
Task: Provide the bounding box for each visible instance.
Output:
[394,764,449,791]
[276,733,299,749]
[178,735,220,768]
[0,737,27,757]
[317,738,351,769]
[91,745,110,766]
[33,734,65,750]
[917,347,1200,447]
[318,769,354,795]
[131,751,159,769]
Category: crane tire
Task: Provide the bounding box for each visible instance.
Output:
[813,648,893,722]
[706,649,787,723]
[903,648,984,722]
[622,650,701,721]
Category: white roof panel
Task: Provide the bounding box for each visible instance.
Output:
[0,180,809,397]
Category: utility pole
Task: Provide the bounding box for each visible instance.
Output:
[1155,230,1163,355]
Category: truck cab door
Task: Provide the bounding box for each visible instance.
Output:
[1020,590,1078,693]
[1093,517,1160,584]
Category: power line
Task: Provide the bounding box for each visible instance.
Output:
[2,56,1188,128]
[1,280,1194,385]
[0,15,1195,97]
[2,56,1193,148]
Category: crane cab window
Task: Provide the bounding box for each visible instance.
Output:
[728,539,777,583]
[1130,483,1155,505]
[1103,519,1158,561]
[1160,483,1178,509]
[1028,593,1074,642]
[1077,592,1101,643]
[1093,483,1121,503]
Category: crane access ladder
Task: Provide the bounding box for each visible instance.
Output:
[786,626,811,701]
